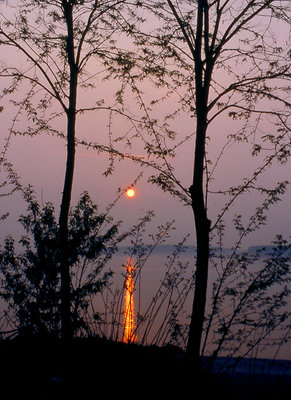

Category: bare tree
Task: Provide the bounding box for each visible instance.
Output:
[104,0,291,369]
[0,0,136,343]
[1,2,290,371]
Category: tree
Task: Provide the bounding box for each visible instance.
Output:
[105,0,291,369]
[0,189,123,337]
[0,0,137,343]
[1,1,290,371]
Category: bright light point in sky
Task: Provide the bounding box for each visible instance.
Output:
[126,188,135,198]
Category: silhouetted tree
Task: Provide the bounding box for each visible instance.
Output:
[0,0,137,343]
[0,188,126,337]
[102,0,291,369]
[1,1,290,372]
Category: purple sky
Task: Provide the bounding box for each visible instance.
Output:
[0,2,290,362]
[0,2,290,251]
[1,110,290,251]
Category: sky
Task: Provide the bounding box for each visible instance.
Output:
[0,1,290,360]
[0,2,290,252]
[1,96,289,251]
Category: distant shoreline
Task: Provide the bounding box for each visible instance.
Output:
[116,243,291,255]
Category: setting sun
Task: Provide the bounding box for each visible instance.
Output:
[126,188,135,198]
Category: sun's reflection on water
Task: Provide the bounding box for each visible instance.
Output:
[123,258,136,343]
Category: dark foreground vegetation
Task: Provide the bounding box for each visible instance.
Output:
[1,335,290,400]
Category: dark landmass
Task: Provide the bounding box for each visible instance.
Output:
[0,336,290,400]
[118,243,291,256]
[248,245,291,255]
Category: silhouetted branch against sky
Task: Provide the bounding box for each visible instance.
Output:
[0,0,290,363]
[0,0,144,342]
[114,0,290,364]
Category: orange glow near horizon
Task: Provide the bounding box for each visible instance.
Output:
[123,258,136,344]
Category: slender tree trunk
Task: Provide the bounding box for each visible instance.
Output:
[185,0,211,369]
[59,0,78,343]
[59,107,76,343]
[186,117,211,369]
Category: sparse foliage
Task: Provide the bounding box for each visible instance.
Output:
[106,0,291,366]
[0,0,290,376]
[0,0,141,341]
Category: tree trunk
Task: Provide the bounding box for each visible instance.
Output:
[59,107,76,343]
[59,0,78,344]
[185,0,211,369]
[186,118,211,369]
